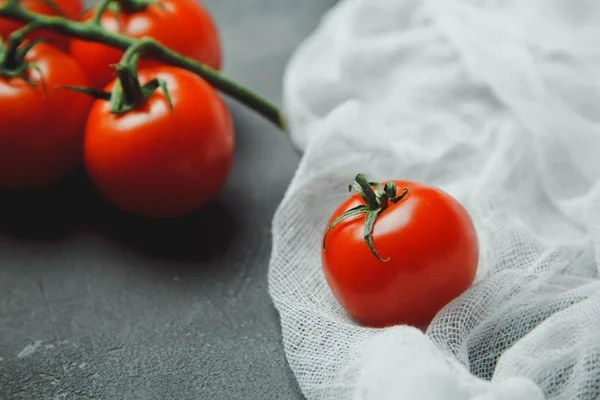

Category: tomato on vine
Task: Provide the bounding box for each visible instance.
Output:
[321,175,479,328]
[0,41,92,191]
[0,0,83,50]
[82,64,234,218]
[70,0,221,89]
[0,0,284,131]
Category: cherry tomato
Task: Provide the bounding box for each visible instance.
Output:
[70,0,221,89]
[0,43,92,191]
[0,0,84,50]
[84,66,234,218]
[321,177,479,328]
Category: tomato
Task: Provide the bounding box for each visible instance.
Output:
[0,0,84,50]
[70,0,221,89]
[0,43,92,191]
[321,176,479,328]
[83,65,234,218]
[48,0,84,19]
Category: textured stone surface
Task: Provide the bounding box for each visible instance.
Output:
[0,1,335,398]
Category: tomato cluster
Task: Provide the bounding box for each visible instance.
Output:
[0,0,232,218]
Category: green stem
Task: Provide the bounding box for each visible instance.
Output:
[91,0,113,24]
[124,38,286,130]
[116,64,143,105]
[353,174,380,209]
[120,38,147,68]
[2,23,40,69]
[0,2,287,131]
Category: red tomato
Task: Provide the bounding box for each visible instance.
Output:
[0,43,92,191]
[321,177,479,328]
[0,0,84,50]
[70,0,221,89]
[83,66,234,218]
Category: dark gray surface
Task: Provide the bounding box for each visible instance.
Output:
[0,1,335,398]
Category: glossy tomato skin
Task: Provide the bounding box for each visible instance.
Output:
[70,0,221,89]
[84,66,234,218]
[322,181,479,328]
[0,43,92,191]
[0,0,83,50]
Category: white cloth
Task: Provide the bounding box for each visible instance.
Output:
[268,0,600,399]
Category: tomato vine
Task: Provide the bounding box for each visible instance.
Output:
[0,0,287,130]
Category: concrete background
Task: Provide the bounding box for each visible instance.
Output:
[0,1,336,398]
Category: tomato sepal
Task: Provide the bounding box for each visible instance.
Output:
[323,204,371,250]
[60,84,111,100]
[0,33,48,90]
[323,173,410,262]
[63,44,174,115]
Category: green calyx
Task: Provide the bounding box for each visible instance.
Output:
[0,29,47,91]
[111,64,173,113]
[65,40,173,114]
[322,174,409,262]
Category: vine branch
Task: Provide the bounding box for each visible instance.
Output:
[0,1,287,131]
[91,0,113,24]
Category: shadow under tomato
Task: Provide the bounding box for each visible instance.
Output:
[0,168,90,240]
[91,194,239,267]
[0,167,239,268]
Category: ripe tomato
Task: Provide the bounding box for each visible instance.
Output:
[70,0,221,89]
[0,43,92,191]
[0,0,84,50]
[321,176,479,328]
[84,66,234,218]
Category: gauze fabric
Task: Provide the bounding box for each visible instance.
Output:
[268,0,600,398]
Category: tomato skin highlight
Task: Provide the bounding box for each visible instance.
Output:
[0,43,92,191]
[70,0,221,89]
[321,181,479,328]
[83,66,234,218]
[0,0,84,51]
